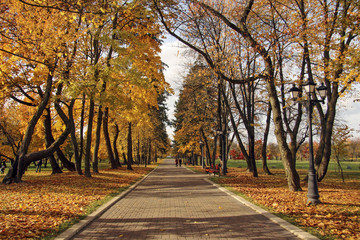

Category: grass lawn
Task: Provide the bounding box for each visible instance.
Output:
[226,159,360,172]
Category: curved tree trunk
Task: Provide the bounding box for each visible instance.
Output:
[56,148,75,172]
[47,155,61,174]
[317,96,337,181]
[44,108,62,174]
[3,110,72,183]
[3,70,54,184]
[45,107,76,172]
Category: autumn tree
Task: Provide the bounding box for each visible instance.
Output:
[153,0,359,190]
[294,0,360,181]
[0,0,170,183]
[149,91,172,158]
[0,0,85,183]
[347,137,360,161]
[173,61,218,166]
[152,0,305,190]
[0,103,23,163]
[331,123,353,182]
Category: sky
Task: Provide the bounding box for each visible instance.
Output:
[159,38,360,141]
[159,36,188,139]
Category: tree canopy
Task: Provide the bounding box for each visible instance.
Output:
[154,0,360,190]
[0,0,171,183]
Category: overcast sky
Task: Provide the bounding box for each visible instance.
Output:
[159,38,360,141]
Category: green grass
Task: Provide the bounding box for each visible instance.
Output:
[0,160,124,177]
[225,159,360,172]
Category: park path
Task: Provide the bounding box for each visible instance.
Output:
[57,159,318,240]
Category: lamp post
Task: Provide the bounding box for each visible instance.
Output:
[289,80,327,205]
[199,140,204,168]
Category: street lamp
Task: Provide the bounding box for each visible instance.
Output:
[199,140,204,168]
[289,81,327,205]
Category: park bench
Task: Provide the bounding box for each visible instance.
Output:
[205,164,220,176]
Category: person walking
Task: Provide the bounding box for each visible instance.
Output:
[36,159,42,173]
[0,160,6,174]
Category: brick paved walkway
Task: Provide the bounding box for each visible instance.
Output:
[59,159,318,240]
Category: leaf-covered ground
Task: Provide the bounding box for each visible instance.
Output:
[197,166,359,240]
[0,166,154,239]
[0,164,358,240]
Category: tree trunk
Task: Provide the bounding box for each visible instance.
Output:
[69,98,82,175]
[56,148,75,172]
[103,107,118,169]
[45,107,76,172]
[148,139,152,165]
[203,2,301,190]
[46,155,61,174]
[154,146,158,163]
[155,1,301,190]
[317,97,337,181]
[144,141,148,167]
[200,128,211,166]
[92,105,103,173]
[113,123,121,167]
[335,155,344,182]
[84,98,94,178]
[267,81,301,191]
[123,152,127,164]
[223,85,255,174]
[211,135,218,167]
[127,122,133,170]
[44,108,62,174]
[3,70,54,184]
[247,80,258,177]
[3,111,71,183]
[261,104,273,175]
[79,93,86,163]
[137,138,141,165]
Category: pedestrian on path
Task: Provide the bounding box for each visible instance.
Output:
[179,159,182,167]
[175,158,178,167]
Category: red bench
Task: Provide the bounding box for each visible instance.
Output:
[205,164,220,176]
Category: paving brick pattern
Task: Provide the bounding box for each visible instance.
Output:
[72,159,302,239]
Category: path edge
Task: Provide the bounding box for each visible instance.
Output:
[54,166,158,240]
[203,178,319,240]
